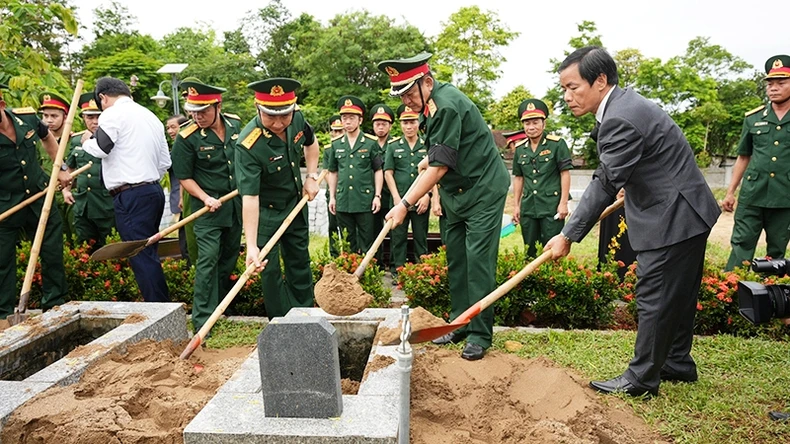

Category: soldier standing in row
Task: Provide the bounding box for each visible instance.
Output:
[172,80,243,334]
[0,82,71,316]
[384,104,429,279]
[512,99,573,257]
[327,95,383,254]
[237,78,320,318]
[380,53,510,361]
[324,114,344,256]
[370,104,394,264]
[63,92,115,251]
[39,92,69,143]
[723,54,790,270]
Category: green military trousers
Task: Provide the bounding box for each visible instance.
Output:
[192,222,243,332]
[74,215,115,250]
[259,205,314,319]
[0,205,67,317]
[520,214,564,258]
[336,211,375,255]
[327,191,340,257]
[390,208,430,273]
[726,204,790,271]
[444,194,506,349]
[182,192,199,264]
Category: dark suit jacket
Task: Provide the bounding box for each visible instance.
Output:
[564,87,721,251]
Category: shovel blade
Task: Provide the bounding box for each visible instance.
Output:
[90,239,148,261]
[406,320,470,345]
[7,311,28,326]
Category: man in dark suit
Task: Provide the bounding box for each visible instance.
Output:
[545,46,721,397]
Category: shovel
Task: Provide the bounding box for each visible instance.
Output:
[407,196,625,344]
[12,81,84,326]
[90,189,240,261]
[0,162,93,223]
[180,170,328,359]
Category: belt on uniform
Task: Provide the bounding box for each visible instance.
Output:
[109,181,158,197]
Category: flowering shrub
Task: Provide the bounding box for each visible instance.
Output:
[396,247,451,320]
[311,250,392,309]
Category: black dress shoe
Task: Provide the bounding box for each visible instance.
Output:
[432,332,466,345]
[589,375,658,398]
[660,368,698,383]
[769,411,790,421]
[461,343,485,361]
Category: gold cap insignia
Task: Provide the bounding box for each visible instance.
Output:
[332,119,341,125]
[385,66,400,77]
[774,59,784,69]
[344,99,352,106]
[270,85,284,96]
[43,94,51,102]
[526,103,536,111]
[404,106,412,112]
[188,87,198,96]
[377,107,384,114]
[88,99,97,108]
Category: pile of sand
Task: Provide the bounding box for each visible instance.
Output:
[2,340,252,444]
[314,263,373,316]
[376,307,447,345]
[410,347,669,444]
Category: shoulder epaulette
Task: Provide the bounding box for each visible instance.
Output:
[223,113,241,121]
[179,119,193,128]
[241,127,262,149]
[546,134,561,142]
[744,105,765,117]
[364,133,378,141]
[11,107,36,115]
[514,139,528,148]
[323,143,332,149]
[72,130,87,137]
[388,137,401,144]
[179,123,199,138]
[331,134,344,142]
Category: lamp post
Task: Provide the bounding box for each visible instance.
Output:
[152,63,188,116]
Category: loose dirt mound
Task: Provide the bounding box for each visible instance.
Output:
[410,347,669,444]
[2,340,253,444]
[314,263,373,316]
[376,307,447,345]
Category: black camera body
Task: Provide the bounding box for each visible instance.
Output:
[737,258,790,324]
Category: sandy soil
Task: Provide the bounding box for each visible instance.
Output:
[314,263,373,316]
[376,307,448,345]
[410,347,670,444]
[2,340,253,444]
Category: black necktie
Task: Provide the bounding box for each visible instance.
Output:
[590,121,601,142]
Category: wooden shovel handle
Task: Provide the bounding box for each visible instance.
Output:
[180,169,328,359]
[147,189,239,245]
[352,170,427,278]
[0,162,92,223]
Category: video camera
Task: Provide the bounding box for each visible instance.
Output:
[738,258,790,324]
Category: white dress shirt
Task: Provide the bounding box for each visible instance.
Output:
[595,86,616,123]
[82,96,172,190]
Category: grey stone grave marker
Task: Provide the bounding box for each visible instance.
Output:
[258,316,343,418]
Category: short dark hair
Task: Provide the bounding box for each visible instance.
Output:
[558,46,619,86]
[167,114,188,125]
[94,77,131,98]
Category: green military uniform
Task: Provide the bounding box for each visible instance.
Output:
[370,104,395,265]
[171,80,243,332]
[325,115,343,256]
[379,53,510,351]
[40,92,76,246]
[0,86,67,316]
[327,96,384,254]
[65,93,115,250]
[513,99,573,257]
[726,55,790,270]
[236,78,316,318]
[384,104,429,275]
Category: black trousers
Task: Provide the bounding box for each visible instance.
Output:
[624,230,709,391]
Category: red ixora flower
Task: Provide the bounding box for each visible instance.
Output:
[696,302,703,311]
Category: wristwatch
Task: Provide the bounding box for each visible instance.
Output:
[374,194,381,199]
[305,172,319,181]
[561,232,573,244]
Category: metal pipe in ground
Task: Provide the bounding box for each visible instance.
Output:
[397,305,413,444]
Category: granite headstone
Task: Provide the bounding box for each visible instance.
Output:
[258,316,343,418]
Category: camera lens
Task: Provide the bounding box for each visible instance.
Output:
[751,258,790,276]
[767,285,790,318]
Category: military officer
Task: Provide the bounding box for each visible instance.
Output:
[502,129,526,153]
[327,96,384,254]
[237,78,320,318]
[512,99,573,257]
[165,114,193,266]
[0,82,71,317]
[723,54,790,270]
[39,92,69,142]
[62,92,115,250]
[379,53,510,361]
[171,80,243,333]
[370,104,395,264]
[324,115,344,256]
[384,104,429,277]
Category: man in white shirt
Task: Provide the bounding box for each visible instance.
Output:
[81,77,172,302]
